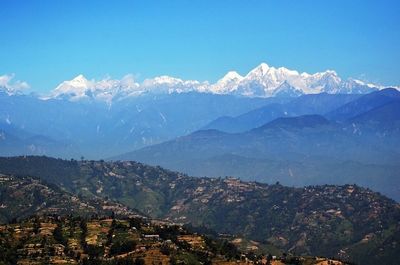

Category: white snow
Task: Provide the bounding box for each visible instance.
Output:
[48,74,141,102]
[0,74,30,95]
[209,71,244,93]
[43,62,390,102]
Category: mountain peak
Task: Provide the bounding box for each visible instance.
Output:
[49,74,93,101]
[222,71,243,80]
[45,62,389,102]
[249,62,270,76]
[69,74,90,87]
[258,62,270,69]
[325,70,338,75]
[0,74,30,96]
[72,74,87,82]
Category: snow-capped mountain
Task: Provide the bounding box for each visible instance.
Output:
[231,63,377,97]
[273,81,303,98]
[0,74,30,96]
[141,75,209,94]
[48,74,141,102]
[45,62,387,102]
[210,71,244,94]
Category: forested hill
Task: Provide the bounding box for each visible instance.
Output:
[0,156,399,265]
[0,174,141,223]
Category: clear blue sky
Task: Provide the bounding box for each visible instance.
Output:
[1,0,400,92]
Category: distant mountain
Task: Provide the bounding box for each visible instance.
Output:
[0,66,396,159]
[115,110,400,201]
[44,62,384,102]
[0,123,73,157]
[0,92,273,158]
[0,156,399,265]
[326,87,400,121]
[350,100,400,127]
[0,75,29,96]
[203,93,361,133]
[255,114,330,130]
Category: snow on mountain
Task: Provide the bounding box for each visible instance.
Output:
[49,74,92,101]
[45,62,388,102]
[48,74,140,102]
[141,75,208,94]
[233,63,306,96]
[210,71,244,94]
[273,81,304,97]
[232,64,382,97]
[339,78,381,94]
[0,74,30,95]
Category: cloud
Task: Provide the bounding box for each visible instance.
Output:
[0,74,30,93]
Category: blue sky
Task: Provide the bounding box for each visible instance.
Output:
[1,0,400,92]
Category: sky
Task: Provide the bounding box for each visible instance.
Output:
[1,0,400,92]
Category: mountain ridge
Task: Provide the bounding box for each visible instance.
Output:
[0,155,399,265]
[17,62,396,102]
[114,94,400,201]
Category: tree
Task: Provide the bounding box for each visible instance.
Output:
[53,224,67,246]
[109,241,136,256]
[134,258,145,265]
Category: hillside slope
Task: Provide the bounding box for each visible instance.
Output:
[115,112,400,201]
[0,174,140,223]
[0,156,399,264]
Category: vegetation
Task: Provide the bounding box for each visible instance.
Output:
[0,174,140,223]
[0,215,353,265]
[0,156,399,264]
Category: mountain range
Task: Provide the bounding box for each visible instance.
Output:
[115,88,400,201]
[0,91,275,158]
[1,63,399,201]
[40,63,383,102]
[0,61,397,160]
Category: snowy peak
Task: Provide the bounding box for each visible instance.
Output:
[222,71,243,81]
[247,63,270,76]
[54,74,90,89]
[71,74,89,84]
[49,74,141,102]
[236,64,379,97]
[142,75,207,94]
[142,75,184,87]
[50,74,92,101]
[245,63,299,81]
[209,71,244,94]
[0,74,30,95]
[45,62,391,102]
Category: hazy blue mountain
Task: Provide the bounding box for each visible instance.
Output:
[326,87,400,121]
[0,122,76,157]
[203,103,288,133]
[255,114,330,130]
[0,91,276,158]
[0,85,394,159]
[203,93,361,133]
[115,109,400,200]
